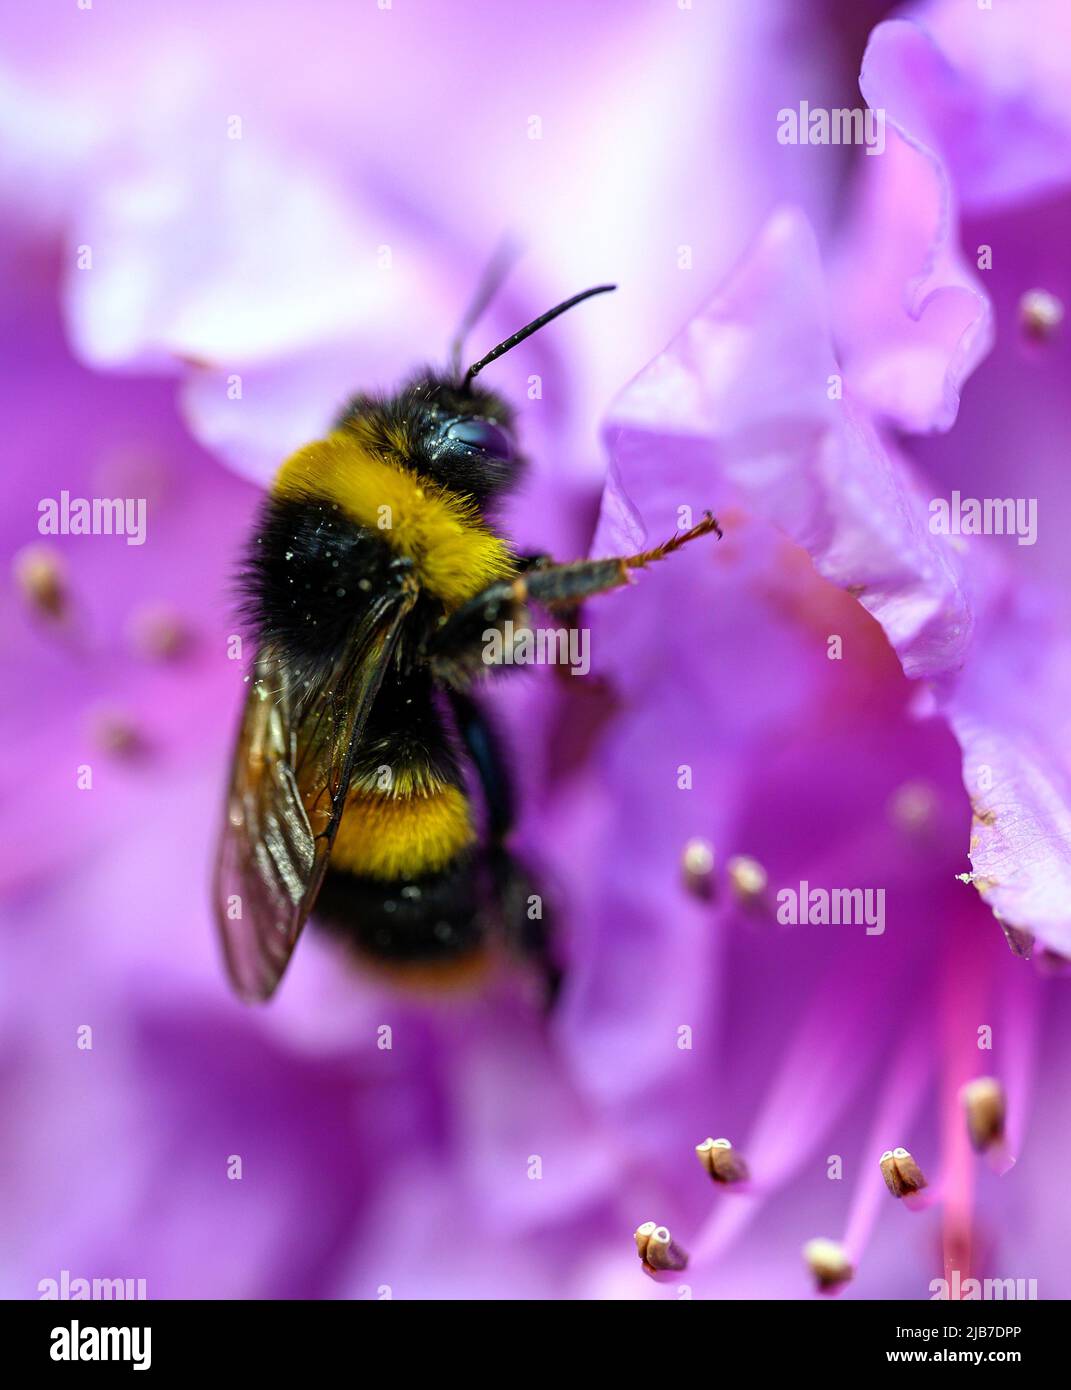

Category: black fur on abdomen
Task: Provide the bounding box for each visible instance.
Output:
[315,854,486,962]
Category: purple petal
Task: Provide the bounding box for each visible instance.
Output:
[862,9,1071,211]
[829,126,992,432]
[600,204,1071,957]
[600,205,974,680]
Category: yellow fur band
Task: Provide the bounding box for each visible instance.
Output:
[274,432,514,606]
[330,784,475,880]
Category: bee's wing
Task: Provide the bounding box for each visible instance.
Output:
[214,590,415,1000]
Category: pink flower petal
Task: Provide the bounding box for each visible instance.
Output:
[600,205,974,679]
[862,10,1071,212]
[601,204,1071,956]
[830,129,992,432]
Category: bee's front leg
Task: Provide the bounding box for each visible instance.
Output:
[426,513,721,686]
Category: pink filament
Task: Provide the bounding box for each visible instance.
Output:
[842,1015,934,1263]
[999,957,1042,1162]
[691,970,892,1265]
[938,908,996,1289]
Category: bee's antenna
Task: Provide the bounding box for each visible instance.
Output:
[450,240,522,379]
[464,284,617,385]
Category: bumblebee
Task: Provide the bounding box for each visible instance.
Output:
[215,284,720,1002]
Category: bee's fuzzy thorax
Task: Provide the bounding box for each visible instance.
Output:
[272,432,516,606]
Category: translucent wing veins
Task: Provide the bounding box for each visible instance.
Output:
[214,588,414,1000]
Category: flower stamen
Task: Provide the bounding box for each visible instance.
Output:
[695,1136,749,1185]
[634,1222,688,1275]
[88,706,144,757]
[802,1238,853,1293]
[879,1146,928,1199]
[888,780,936,834]
[960,1077,1005,1155]
[1019,288,1063,341]
[726,854,767,905]
[127,603,190,660]
[681,838,715,900]
[14,543,68,623]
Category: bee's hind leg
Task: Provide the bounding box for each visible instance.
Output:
[448,689,561,1009]
[448,688,515,840]
[487,842,562,1012]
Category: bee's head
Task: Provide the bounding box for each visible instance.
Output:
[416,282,616,504]
[406,375,520,505]
[335,284,615,509]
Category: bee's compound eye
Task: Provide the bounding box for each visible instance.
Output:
[445,417,513,459]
